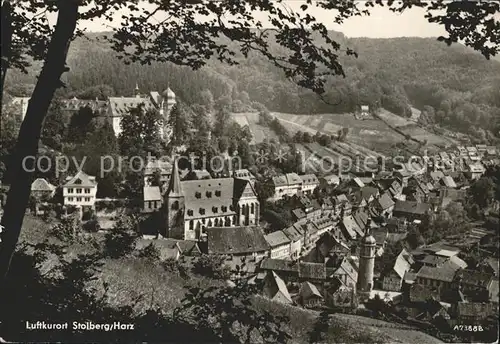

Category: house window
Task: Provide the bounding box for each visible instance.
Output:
[68,188,74,194]
[172,201,179,210]
[77,197,82,202]
[206,191,212,198]
[215,190,221,197]
[85,197,90,202]
[200,208,205,215]
[189,220,194,230]
[195,192,201,199]
[187,209,193,216]
[76,188,82,194]
[85,188,90,194]
[68,197,73,202]
[213,206,218,213]
[251,203,255,214]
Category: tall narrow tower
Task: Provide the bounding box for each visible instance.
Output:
[357,219,376,293]
[134,82,140,98]
[161,87,176,140]
[164,159,184,238]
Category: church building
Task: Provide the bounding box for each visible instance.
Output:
[164,161,260,241]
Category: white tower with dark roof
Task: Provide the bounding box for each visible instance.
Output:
[357,219,376,293]
[160,87,176,140]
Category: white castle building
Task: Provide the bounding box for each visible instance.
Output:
[106,84,176,139]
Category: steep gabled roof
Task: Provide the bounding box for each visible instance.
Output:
[300,281,323,299]
[166,160,183,197]
[64,170,97,187]
[263,271,293,303]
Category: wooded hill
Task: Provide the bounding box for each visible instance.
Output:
[5,31,500,139]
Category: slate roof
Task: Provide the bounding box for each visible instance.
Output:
[272,175,288,187]
[300,174,319,186]
[264,230,291,248]
[300,281,323,299]
[449,256,468,269]
[352,177,365,188]
[292,208,306,220]
[394,200,430,216]
[409,284,440,302]
[393,249,412,279]
[457,302,496,318]
[31,178,56,192]
[456,270,494,289]
[108,97,155,117]
[484,257,499,276]
[207,226,270,254]
[263,271,293,303]
[260,258,298,273]
[352,210,370,232]
[286,173,302,185]
[64,170,97,187]
[321,174,340,185]
[143,186,162,201]
[341,215,360,239]
[283,224,303,242]
[376,192,395,210]
[298,262,327,280]
[417,260,461,282]
[430,171,445,182]
[233,169,255,180]
[441,176,457,188]
[179,177,256,220]
[312,217,334,231]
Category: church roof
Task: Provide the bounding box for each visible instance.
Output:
[207,226,270,254]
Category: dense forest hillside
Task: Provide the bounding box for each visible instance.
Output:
[5,31,500,139]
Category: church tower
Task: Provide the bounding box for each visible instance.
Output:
[357,219,376,294]
[164,159,184,238]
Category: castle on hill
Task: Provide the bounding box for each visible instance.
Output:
[106,84,177,139]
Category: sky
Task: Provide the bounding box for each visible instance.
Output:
[79,1,448,38]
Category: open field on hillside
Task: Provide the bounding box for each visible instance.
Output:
[273,111,456,154]
[273,112,405,154]
[232,112,278,144]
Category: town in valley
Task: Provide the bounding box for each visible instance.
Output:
[0,2,499,343]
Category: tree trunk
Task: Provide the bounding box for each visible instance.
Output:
[0,2,79,281]
[0,0,13,99]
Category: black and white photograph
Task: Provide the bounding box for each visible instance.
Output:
[0,0,499,343]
